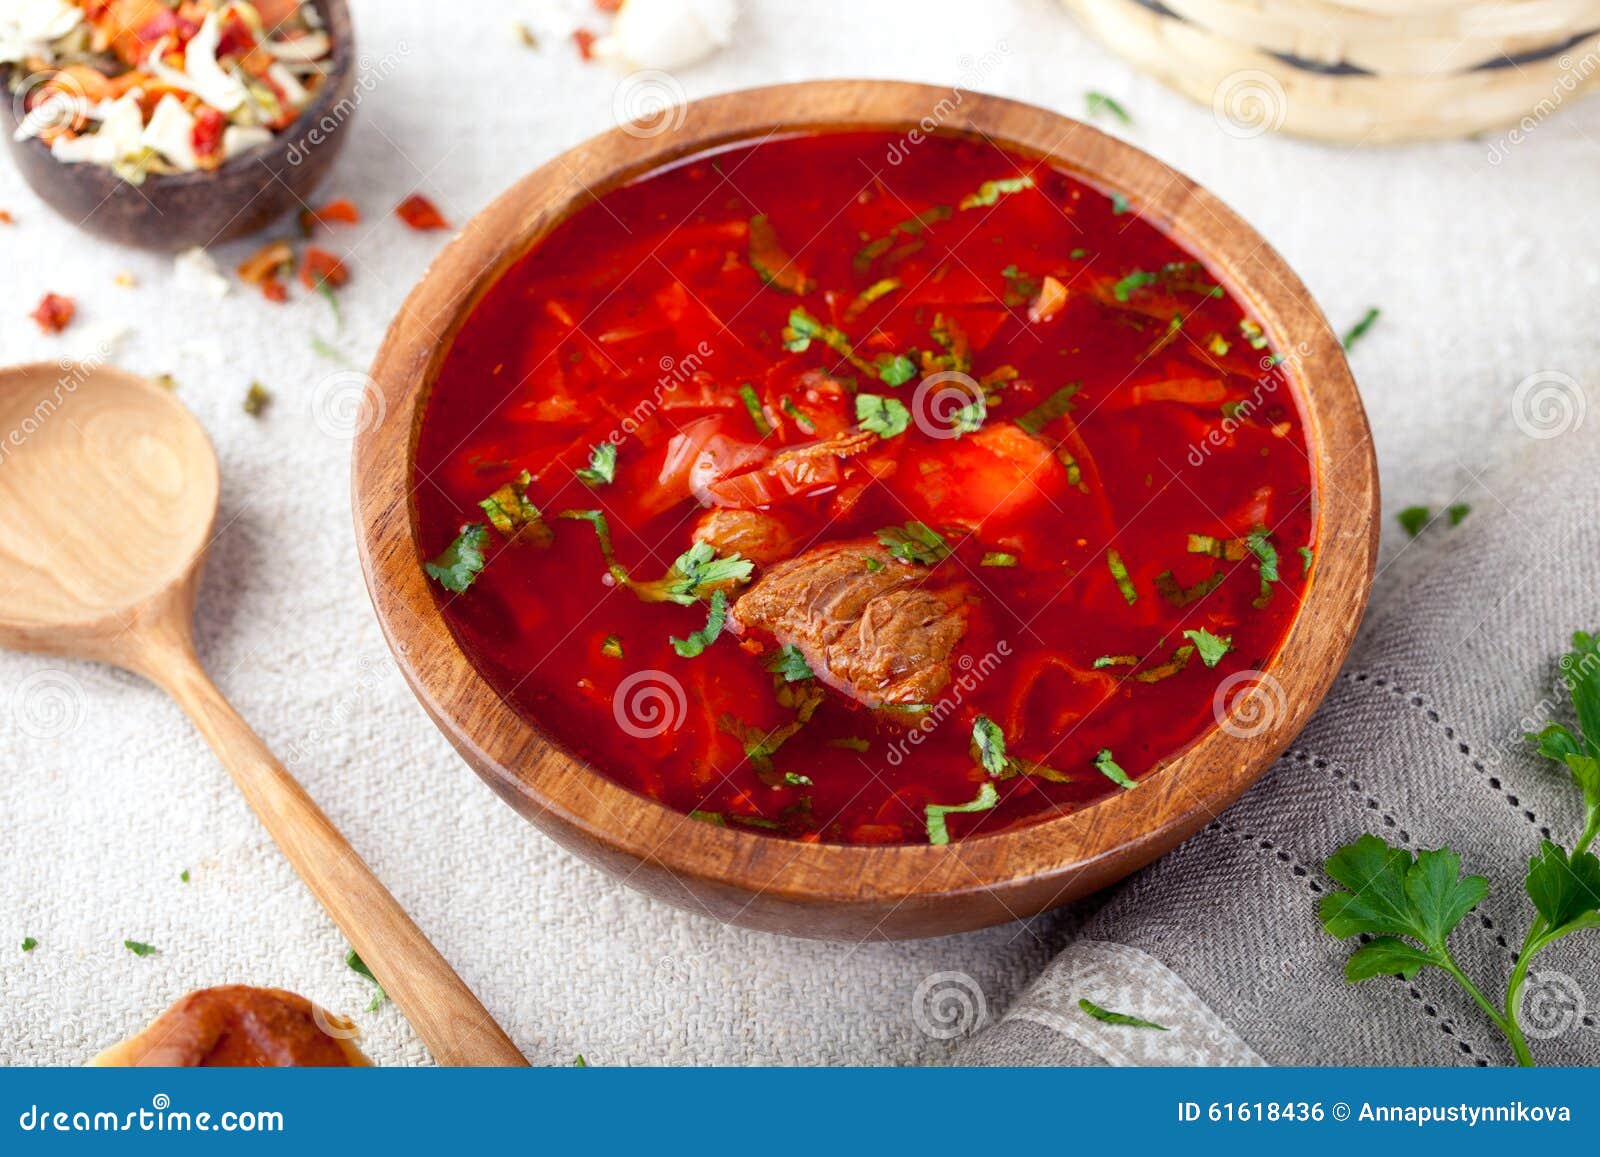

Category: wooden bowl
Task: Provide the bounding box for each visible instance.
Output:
[353,80,1379,941]
[1,0,354,250]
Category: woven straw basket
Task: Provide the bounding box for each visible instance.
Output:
[1065,0,1600,142]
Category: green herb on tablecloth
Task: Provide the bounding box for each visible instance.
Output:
[1078,998,1167,1030]
[346,948,388,1012]
[1084,92,1132,125]
[22,937,37,952]
[1320,629,1600,1067]
[123,940,157,957]
[1341,307,1380,351]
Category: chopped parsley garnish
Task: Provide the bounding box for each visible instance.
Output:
[345,949,388,1011]
[783,771,813,786]
[1207,333,1231,357]
[780,396,816,432]
[1093,749,1136,790]
[573,1055,588,1067]
[959,175,1035,211]
[630,540,755,605]
[1093,654,1138,669]
[1397,505,1431,537]
[873,353,918,387]
[856,393,911,437]
[243,381,272,416]
[575,442,617,487]
[689,809,726,826]
[738,383,771,436]
[1133,645,1194,684]
[1106,549,1138,605]
[1245,527,1280,608]
[1187,533,1247,560]
[925,313,972,374]
[22,937,37,952]
[670,589,728,658]
[1341,307,1380,351]
[981,551,1018,567]
[747,214,814,295]
[853,205,952,274]
[479,470,552,545]
[925,782,1000,845]
[1299,545,1314,576]
[1154,570,1223,607]
[783,306,856,364]
[1109,192,1131,215]
[876,522,950,565]
[1183,628,1233,668]
[863,555,885,573]
[1078,998,1167,1030]
[1015,383,1082,434]
[1449,503,1472,526]
[972,715,1008,777]
[123,940,157,957]
[1112,270,1158,302]
[179,869,190,883]
[949,397,987,435]
[601,634,624,659]
[1239,318,1269,349]
[424,523,489,593]
[1002,263,1038,307]
[828,737,870,753]
[845,277,900,320]
[765,644,815,682]
[1085,92,1132,124]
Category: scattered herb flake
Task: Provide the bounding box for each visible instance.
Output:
[1093,749,1137,790]
[576,442,617,487]
[972,715,1008,777]
[1109,192,1131,215]
[1106,549,1138,605]
[780,396,816,433]
[1397,505,1431,538]
[959,175,1035,211]
[1015,383,1082,435]
[1154,570,1224,607]
[748,214,814,295]
[670,589,729,659]
[601,634,624,659]
[873,353,918,387]
[21,937,37,952]
[1448,503,1472,527]
[689,809,726,826]
[479,471,552,545]
[1299,546,1314,576]
[856,393,911,438]
[925,782,1000,845]
[981,551,1018,567]
[1112,270,1158,302]
[345,948,388,1011]
[1341,307,1381,351]
[179,870,190,884]
[424,523,489,593]
[1085,92,1132,125]
[1093,654,1138,669]
[1078,998,1167,1030]
[765,644,815,683]
[243,381,272,416]
[123,940,157,957]
[1183,628,1233,668]
[875,522,950,565]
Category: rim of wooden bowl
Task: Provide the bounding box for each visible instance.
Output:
[353,80,1378,940]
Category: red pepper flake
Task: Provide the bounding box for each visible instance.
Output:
[299,246,349,291]
[572,28,597,60]
[261,279,288,304]
[28,292,75,333]
[299,198,361,234]
[394,193,449,231]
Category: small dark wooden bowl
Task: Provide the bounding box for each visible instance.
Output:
[1,0,354,250]
[354,81,1379,941]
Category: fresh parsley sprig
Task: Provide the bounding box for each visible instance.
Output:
[1320,630,1600,1065]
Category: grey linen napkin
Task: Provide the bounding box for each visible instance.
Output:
[957,429,1600,1066]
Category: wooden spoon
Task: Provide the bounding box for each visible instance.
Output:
[0,362,527,1067]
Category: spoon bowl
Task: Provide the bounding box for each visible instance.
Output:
[0,361,525,1066]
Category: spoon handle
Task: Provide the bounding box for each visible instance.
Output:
[151,647,528,1067]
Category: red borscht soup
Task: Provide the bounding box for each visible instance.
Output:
[414,131,1315,845]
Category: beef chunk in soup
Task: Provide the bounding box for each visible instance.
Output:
[730,540,971,706]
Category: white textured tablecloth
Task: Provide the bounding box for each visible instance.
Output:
[3,0,1598,1067]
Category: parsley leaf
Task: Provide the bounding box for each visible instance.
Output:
[747,214,814,295]
[856,393,911,437]
[875,522,950,565]
[575,442,617,487]
[345,948,388,1011]
[738,383,772,436]
[1448,503,1472,526]
[671,589,728,659]
[424,524,489,593]
[1524,841,1600,931]
[765,644,814,683]
[981,551,1018,567]
[925,782,999,845]
[1341,307,1381,351]
[1245,527,1279,608]
[1015,384,1081,434]
[1105,549,1137,605]
[873,353,918,387]
[1397,505,1431,537]
[1112,270,1158,302]
[243,381,272,416]
[123,940,157,957]
[1183,628,1233,668]
[22,937,37,952]
[479,470,552,545]
[629,541,754,605]
[959,175,1035,211]
[1093,749,1136,789]
[972,715,1008,777]
[1078,998,1166,1030]
[1084,92,1132,125]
